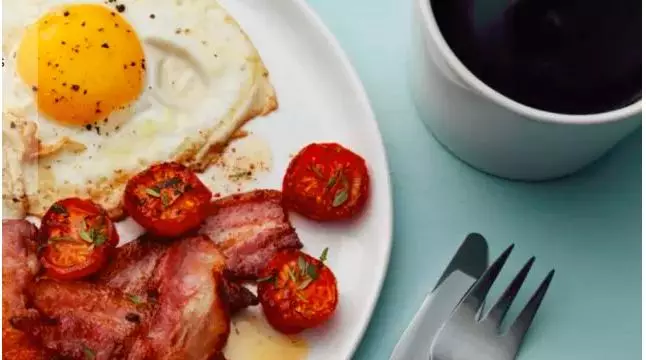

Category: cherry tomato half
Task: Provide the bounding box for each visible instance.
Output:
[123,162,212,237]
[38,198,119,280]
[282,143,370,221]
[257,249,338,334]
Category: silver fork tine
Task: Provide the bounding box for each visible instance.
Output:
[485,256,535,327]
[460,244,515,310]
[507,270,556,345]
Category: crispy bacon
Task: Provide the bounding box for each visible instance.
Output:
[200,190,303,279]
[127,236,230,360]
[12,280,152,360]
[95,235,168,301]
[15,235,239,360]
[96,236,258,312]
[2,220,46,360]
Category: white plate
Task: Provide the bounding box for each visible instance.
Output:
[113,0,392,359]
[18,0,392,358]
[216,1,392,358]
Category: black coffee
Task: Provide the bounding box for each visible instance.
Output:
[431,0,641,114]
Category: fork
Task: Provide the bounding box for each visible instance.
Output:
[430,245,555,360]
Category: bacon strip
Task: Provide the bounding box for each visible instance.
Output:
[2,220,46,360]
[96,235,258,312]
[15,236,239,360]
[12,280,152,360]
[95,234,168,301]
[200,190,303,279]
[127,236,230,360]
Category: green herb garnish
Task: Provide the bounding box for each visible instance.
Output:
[78,220,93,243]
[78,218,107,245]
[90,228,107,246]
[297,256,307,276]
[257,274,275,283]
[319,247,329,263]
[326,172,338,190]
[297,278,313,290]
[48,235,74,243]
[161,192,171,207]
[287,267,298,283]
[159,177,181,188]
[332,188,348,207]
[127,294,144,305]
[50,203,68,215]
[306,263,318,281]
[145,187,161,197]
[310,164,324,179]
[82,345,95,360]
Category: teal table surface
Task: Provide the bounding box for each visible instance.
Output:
[305,0,642,359]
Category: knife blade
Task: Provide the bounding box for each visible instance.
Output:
[389,233,489,360]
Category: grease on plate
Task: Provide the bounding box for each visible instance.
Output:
[199,133,273,195]
[224,311,308,360]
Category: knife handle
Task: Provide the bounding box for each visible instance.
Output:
[389,271,478,360]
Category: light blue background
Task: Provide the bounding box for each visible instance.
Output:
[304,0,642,359]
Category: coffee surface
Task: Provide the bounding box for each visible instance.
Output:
[432,0,641,114]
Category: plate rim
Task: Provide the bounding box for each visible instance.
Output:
[284,0,394,357]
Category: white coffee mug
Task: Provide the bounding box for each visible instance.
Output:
[410,0,642,181]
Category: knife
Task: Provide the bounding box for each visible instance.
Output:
[389,233,489,360]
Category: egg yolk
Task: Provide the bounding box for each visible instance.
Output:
[17,4,145,126]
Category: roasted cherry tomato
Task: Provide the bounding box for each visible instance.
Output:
[123,162,212,237]
[257,249,338,334]
[38,198,119,280]
[283,143,370,221]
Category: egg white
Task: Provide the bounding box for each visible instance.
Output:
[2,0,277,218]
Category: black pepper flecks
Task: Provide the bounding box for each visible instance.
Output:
[31,86,38,92]
[10,122,16,129]
[101,43,110,49]
[149,14,155,19]
[83,89,87,95]
[130,61,135,67]
[61,41,66,45]
[81,21,86,27]
[85,124,92,131]
[95,126,101,135]
[63,10,70,16]
[98,27,105,32]
[116,4,126,12]
[71,84,80,91]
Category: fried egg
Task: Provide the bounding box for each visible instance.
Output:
[2,0,277,219]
